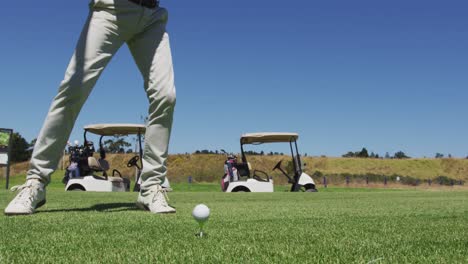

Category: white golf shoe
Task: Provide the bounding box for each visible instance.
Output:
[4,179,46,215]
[136,185,176,214]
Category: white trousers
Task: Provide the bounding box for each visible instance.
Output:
[27,0,176,192]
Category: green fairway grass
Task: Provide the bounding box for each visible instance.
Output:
[1,181,467,263]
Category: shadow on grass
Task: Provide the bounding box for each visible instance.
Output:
[38,203,139,213]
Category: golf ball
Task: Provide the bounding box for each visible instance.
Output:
[192,204,210,222]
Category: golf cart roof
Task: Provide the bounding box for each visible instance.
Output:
[84,124,146,136]
[241,132,299,144]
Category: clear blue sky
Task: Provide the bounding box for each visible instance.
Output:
[0,0,467,158]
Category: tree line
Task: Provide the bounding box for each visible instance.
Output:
[342,148,411,159]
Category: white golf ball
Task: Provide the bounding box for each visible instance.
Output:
[192,204,210,222]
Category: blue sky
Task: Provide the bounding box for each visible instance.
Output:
[0,0,467,158]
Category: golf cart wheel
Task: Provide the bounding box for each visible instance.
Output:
[232,186,250,192]
[67,184,86,191]
[302,184,318,192]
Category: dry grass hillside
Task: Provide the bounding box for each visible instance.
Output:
[5,154,468,185]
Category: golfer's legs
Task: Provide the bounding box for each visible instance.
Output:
[27,10,124,184]
[128,9,176,191]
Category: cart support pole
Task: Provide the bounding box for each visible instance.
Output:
[290,140,301,192]
[5,130,13,189]
[133,129,144,192]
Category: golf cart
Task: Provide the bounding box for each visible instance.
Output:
[221,132,318,192]
[64,123,171,192]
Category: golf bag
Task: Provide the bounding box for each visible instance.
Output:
[63,141,95,184]
[221,154,239,191]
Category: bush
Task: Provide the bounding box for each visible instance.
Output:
[10,132,31,162]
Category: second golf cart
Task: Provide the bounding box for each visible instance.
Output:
[63,123,171,192]
[221,132,318,192]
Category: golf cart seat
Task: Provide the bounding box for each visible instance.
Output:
[88,157,118,178]
[88,157,104,171]
[235,162,251,177]
[98,158,110,171]
[90,156,130,189]
[98,158,126,181]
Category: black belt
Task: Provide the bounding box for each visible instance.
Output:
[128,0,159,9]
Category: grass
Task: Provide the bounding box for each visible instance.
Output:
[1,179,467,263]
